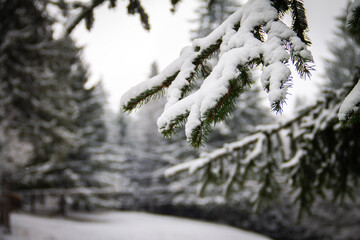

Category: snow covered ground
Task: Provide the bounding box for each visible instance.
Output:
[3,211,271,240]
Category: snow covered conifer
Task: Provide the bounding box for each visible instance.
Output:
[77,82,108,147]
[165,9,360,214]
[121,0,313,148]
[0,0,110,195]
[64,81,110,189]
[0,0,80,168]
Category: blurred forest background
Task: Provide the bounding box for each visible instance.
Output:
[1,1,360,240]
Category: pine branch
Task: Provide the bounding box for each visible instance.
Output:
[65,0,151,34]
[127,0,150,30]
[290,0,311,44]
[122,0,313,148]
[165,89,357,214]
[270,0,290,14]
[66,0,105,34]
[122,71,179,111]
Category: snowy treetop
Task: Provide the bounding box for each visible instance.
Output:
[121,0,313,148]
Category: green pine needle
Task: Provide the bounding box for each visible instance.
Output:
[122,71,179,112]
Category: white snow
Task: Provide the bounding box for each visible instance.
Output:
[281,149,305,169]
[338,79,360,121]
[3,212,271,240]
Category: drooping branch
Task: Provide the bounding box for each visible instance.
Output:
[338,79,360,123]
[121,0,313,148]
[65,0,151,34]
[65,0,106,34]
[165,86,360,213]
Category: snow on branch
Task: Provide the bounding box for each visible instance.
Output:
[164,104,317,179]
[339,1,360,124]
[121,0,313,148]
[165,133,266,177]
[280,148,305,169]
[338,79,360,123]
[164,88,357,213]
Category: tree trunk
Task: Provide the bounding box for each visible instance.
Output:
[0,170,11,234]
[58,195,66,216]
[30,194,36,214]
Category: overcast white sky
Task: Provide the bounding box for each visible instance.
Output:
[72,0,348,113]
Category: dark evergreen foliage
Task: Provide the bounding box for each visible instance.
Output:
[0,0,111,198]
[0,0,79,166]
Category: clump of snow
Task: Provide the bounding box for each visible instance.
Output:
[338,80,360,121]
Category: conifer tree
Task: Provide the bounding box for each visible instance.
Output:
[116,110,129,145]
[0,0,80,171]
[165,7,360,214]
[65,81,109,189]
[120,62,176,210]
[0,0,97,222]
[0,0,112,198]
[13,37,92,191]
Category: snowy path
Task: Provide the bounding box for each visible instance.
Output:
[4,211,271,240]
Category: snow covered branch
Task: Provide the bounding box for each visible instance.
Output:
[339,0,360,124]
[338,80,360,123]
[165,86,360,213]
[121,0,313,147]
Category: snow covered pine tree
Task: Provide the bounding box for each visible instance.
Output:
[0,0,121,217]
[0,0,81,185]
